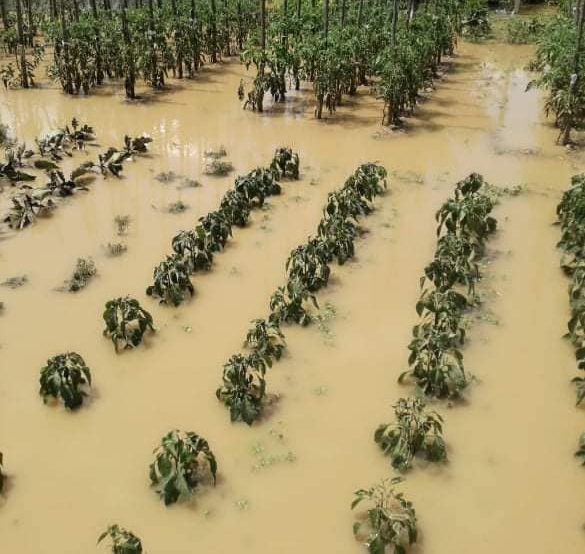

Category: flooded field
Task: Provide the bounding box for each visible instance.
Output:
[1,37,585,554]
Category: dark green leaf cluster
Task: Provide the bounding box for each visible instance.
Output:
[98,525,143,554]
[401,173,497,399]
[216,353,268,425]
[146,255,194,306]
[351,478,418,554]
[149,430,217,506]
[244,318,286,363]
[39,352,92,410]
[375,397,446,472]
[270,147,300,180]
[149,149,300,306]
[556,175,585,405]
[103,296,154,352]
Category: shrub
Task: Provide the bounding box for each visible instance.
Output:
[146,255,194,306]
[216,353,267,425]
[98,525,143,554]
[219,190,251,227]
[352,478,418,554]
[286,240,331,292]
[374,398,447,472]
[103,297,154,352]
[39,352,91,410]
[172,229,214,272]
[150,430,217,505]
[269,279,319,326]
[64,258,97,292]
[244,318,286,363]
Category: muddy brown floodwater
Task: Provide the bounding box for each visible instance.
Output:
[1,38,585,554]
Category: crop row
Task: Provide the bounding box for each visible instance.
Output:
[555,175,585,463]
[145,147,300,305]
[1,119,152,230]
[215,162,388,425]
[353,173,499,554]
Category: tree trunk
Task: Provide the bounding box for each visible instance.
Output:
[563,0,585,144]
[391,0,398,45]
[296,0,301,17]
[323,0,329,44]
[59,0,73,93]
[341,0,346,27]
[89,0,103,84]
[25,0,34,45]
[15,0,29,87]
[512,0,521,14]
[210,0,218,62]
[357,0,363,25]
[72,0,80,21]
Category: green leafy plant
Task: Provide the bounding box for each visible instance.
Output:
[216,353,267,425]
[197,210,232,251]
[172,229,214,272]
[317,214,357,265]
[204,158,233,176]
[103,296,154,352]
[98,525,143,554]
[244,318,286,363]
[352,478,418,554]
[219,189,251,227]
[149,430,217,506]
[235,167,281,207]
[146,255,194,306]
[270,147,299,180]
[3,190,54,230]
[286,240,331,292]
[39,352,92,410]
[374,397,447,472]
[269,279,319,326]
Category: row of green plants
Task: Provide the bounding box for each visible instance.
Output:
[216,162,387,425]
[241,0,463,126]
[555,174,585,501]
[1,0,260,96]
[2,120,152,230]
[352,173,499,554]
[146,146,300,305]
[527,8,585,145]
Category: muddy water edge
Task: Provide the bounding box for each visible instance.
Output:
[0,38,584,554]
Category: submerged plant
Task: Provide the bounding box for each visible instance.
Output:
[39,352,91,410]
[64,258,97,292]
[269,279,319,326]
[149,430,217,506]
[219,190,251,227]
[172,230,214,272]
[98,525,143,554]
[235,168,281,207]
[352,478,418,554]
[197,211,232,251]
[286,240,331,292]
[114,215,131,236]
[345,163,388,202]
[204,158,233,176]
[4,190,54,230]
[146,255,194,306]
[216,353,267,425]
[270,147,300,180]
[103,297,154,352]
[105,243,128,257]
[0,451,4,492]
[318,214,357,265]
[374,398,447,472]
[244,318,286,363]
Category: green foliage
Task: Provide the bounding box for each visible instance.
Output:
[197,210,232,251]
[506,16,545,44]
[149,430,217,506]
[98,525,143,554]
[103,296,154,352]
[270,147,300,180]
[244,318,286,363]
[235,167,281,207]
[286,240,331,292]
[317,214,357,265]
[3,190,54,229]
[216,353,268,425]
[352,478,418,554]
[39,352,92,410]
[146,255,194,306]
[461,1,491,40]
[527,15,585,144]
[219,189,251,227]
[374,398,447,472]
[269,279,319,326]
[172,229,214,272]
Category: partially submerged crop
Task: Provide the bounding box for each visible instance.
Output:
[149,430,217,506]
[216,353,267,425]
[375,398,447,472]
[98,525,143,554]
[352,478,417,554]
[244,318,286,363]
[270,147,300,180]
[146,255,194,306]
[103,297,154,352]
[172,230,214,272]
[39,352,91,410]
[63,258,97,292]
[269,279,319,327]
